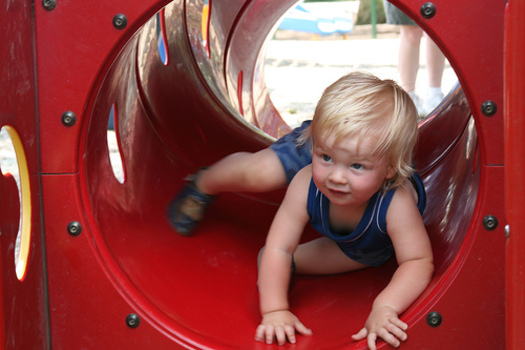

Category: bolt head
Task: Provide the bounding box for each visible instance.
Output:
[421,3,437,19]
[67,221,82,236]
[113,14,128,30]
[481,100,497,116]
[42,0,57,11]
[61,111,77,127]
[426,311,442,327]
[126,313,140,328]
[482,215,498,231]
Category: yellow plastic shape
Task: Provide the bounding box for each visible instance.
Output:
[1,126,31,281]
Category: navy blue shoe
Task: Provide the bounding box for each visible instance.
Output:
[168,172,215,236]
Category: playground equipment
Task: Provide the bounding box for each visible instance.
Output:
[0,0,522,348]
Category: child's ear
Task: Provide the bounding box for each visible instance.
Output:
[385,165,397,180]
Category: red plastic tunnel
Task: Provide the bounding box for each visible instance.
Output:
[0,0,521,349]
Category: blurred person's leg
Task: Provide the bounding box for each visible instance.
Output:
[398,25,423,94]
[421,33,446,114]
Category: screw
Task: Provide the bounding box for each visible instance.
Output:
[482,215,498,231]
[113,14,128,30]
[426,311,442,327]
[421,3,436,19]
[61,111,77,127]
[42,0,57,11]
[67,221,82,236]
[126,313,140,328]
[481,100,497,116]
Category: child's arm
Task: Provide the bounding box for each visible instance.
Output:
[255,166,313,345]
[352,183,434,350]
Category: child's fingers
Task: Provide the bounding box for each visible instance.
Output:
[254,325,298,345]
[275,326,288,345]
[374,325,408,348]
[283,325,296,344]
[366,332,378,350]
[386,323,407,342]
[294,320,313,336]
[264,325,276,345]
[254,324,276,345]
[254,325,266,343]
[353,326,405,350]
[379,329,402,348]
[391,317,408,331]
[351,327,368,341]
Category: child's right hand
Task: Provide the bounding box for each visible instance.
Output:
[254,310,312,346]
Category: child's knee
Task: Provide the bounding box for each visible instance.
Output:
[244,152,286,190]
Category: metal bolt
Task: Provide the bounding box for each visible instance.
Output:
[482,215,498,231]
[481,100,497,116]
[61,111,77,127]
[421,3,437,19]
[42,0,57,11]
[67,221,82,236]
[113,14,128,30]
[426,311,442,327]
[126,313,140,328]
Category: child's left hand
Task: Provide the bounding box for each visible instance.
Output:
[351,305,408,350]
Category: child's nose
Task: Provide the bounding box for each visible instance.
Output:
[329,166,347,184]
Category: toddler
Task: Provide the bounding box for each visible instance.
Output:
[169,72,433,349]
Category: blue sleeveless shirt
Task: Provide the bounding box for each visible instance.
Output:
[306,173,426,267]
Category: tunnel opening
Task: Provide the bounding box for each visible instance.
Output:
[79,1,478,348]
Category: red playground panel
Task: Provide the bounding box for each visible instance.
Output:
[0,0,522,349]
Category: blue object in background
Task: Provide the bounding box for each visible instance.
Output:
[108,104,115,130]
[278,3,353,35]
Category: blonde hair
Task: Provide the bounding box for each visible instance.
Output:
[301,71,419,188]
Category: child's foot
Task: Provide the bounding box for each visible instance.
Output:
[168,171,215,236]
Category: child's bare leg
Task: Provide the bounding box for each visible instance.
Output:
[197,148,288,195]
[169,148,287,235]
[293,237,368,275]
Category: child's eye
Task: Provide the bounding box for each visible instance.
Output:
[351,163,364,170]
[321,154,332,162]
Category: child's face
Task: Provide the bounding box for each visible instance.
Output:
[311,131,395,209]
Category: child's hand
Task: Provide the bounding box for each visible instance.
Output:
[351,305,408,350]
[254,310,312,345]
